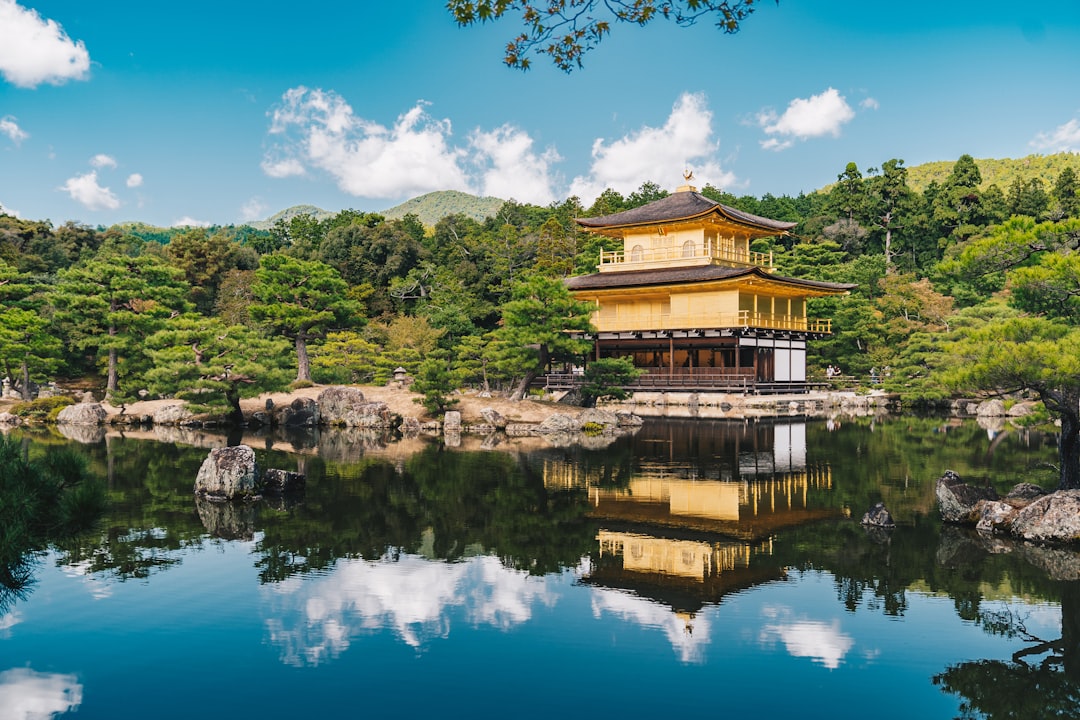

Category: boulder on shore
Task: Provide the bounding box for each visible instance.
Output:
[1010,490,1080,543]
[194,445,258,500]
[317,386,394,427]
[272,397,320,427]
[56,402,107,426]
[936,469,999,524]
[152,403,195,426]
[935,470,1079,544]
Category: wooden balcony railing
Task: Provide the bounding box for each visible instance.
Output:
[542,368,820,394]
[599,245,773,270]
[593,310,832,334]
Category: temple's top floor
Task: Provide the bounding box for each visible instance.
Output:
[576,184,797,274]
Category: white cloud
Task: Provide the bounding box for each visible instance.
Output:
[0,202,18,217]
[0,116,28,145]
[0,667,84,719]
[470,124,561,204]
[126,173,143,188]
[260,157,306,178]
[264,87,471,200]
[89,153,117,169]
[0,1,90,88]
[757,87,855,151]
[860,97,880,111]
[263,87,569,204]
[568,92,737,204]
[59,171,119,211]
[240,197,268,222]
[172,216,211,228]
[1031,118,1080,152]
[263,88,750,207]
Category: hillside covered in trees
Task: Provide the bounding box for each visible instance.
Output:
[4,151,1080,481]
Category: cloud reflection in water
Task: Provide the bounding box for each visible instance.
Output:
[262,554,559,665]
[0,668,83,720]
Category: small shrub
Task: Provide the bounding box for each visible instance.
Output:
[290,379,315,390]
[581,421,604,436]
[12,395,76,422]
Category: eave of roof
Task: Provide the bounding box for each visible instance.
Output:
[576,191,797,233]
[564,264,856,293]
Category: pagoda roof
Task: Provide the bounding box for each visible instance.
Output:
[576,191,797,234]
[565,264,855,294]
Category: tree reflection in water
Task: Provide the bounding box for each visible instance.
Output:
[6,417,1080,719]
[0,435,106,613]
[931,535,1080,720]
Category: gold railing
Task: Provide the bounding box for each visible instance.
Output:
[599,245,773,270]
[593,310,832,334]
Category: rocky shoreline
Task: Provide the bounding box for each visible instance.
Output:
[936,469,1080,545]
[0,385,645,448]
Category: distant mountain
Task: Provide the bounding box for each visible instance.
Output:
[901,152,1080,193]
[381,190,505,226]
[246,204,336,231]
[247,192,505,232]
[242,154,1080,233]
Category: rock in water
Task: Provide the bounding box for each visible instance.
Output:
[261,468,306,495]
[936,469,999,523]
[861,502,896,528]
[194,445,258,500]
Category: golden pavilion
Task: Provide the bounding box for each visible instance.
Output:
[564,178,854,392]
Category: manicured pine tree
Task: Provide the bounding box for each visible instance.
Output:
[248,254,360,383]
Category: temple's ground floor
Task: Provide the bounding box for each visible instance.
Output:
[553,329,820,394]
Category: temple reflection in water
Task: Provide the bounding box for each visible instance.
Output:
[544,419,839,616]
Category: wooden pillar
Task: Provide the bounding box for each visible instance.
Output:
[669,335,674,379]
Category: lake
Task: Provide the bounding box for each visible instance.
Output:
[2,415,1078,719]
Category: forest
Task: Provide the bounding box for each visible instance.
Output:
[3,152,1080,438]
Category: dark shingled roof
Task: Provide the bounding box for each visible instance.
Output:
[576,191,797,233]
[565,264,856,293]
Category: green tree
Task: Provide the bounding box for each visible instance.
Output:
[495,273,594,400]
[51,252,191,400]
[943,217,1080,489]
[1052,166,1080,219]
[930,154,991,250]
[580,357,642,407]
[0,262,61,398]
[448,0,763,71]
[1006,176,1050,220]
[533,216,576,277]
[310,330,380,384]
[165,228,252,314]
[248,254,359,382]
[142,315,293,424]
[866,159,917,274]
[411,349,463,415]
[365,315,445,384]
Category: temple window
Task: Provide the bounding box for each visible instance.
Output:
[630,244,644,262]
[681,240,695,258]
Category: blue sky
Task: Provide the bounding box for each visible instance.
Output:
[2,1,1080,228]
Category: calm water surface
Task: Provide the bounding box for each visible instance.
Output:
[3,416,1078,719]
